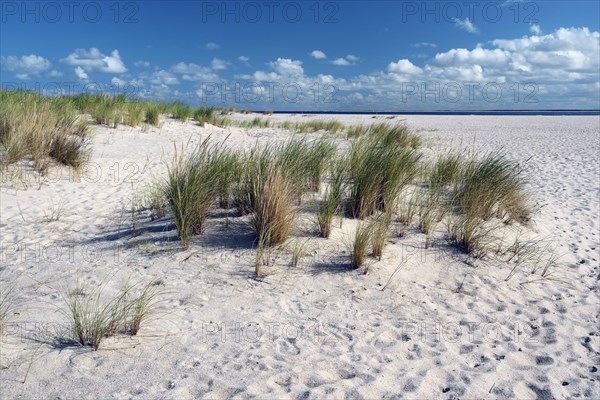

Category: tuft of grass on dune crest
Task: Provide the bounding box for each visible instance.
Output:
[278,120,345,134]
[236,117,271,129]
[168,102,194,122]
[193,107,216,126]
[144,106,160,127]
[0,90,92,172]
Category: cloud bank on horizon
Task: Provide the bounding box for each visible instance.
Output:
[1,1,599,111]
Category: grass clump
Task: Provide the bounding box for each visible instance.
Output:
[448,153,530,256]
[237,117,270,128]
[371,213,392,260]
[167,102,193,122]
[0,90,92,172]
[62,278,165,350]
[348,124,421,218]
[249,164,298,247]
[317,155,347,238]
[294,120,344,134]
[193,107,216,126]
[64,279,129,350]
[351,222,373,270]
[145,106,160,126]
[429,153,464,192]
[165,140,236,248]
[123,280,164,336]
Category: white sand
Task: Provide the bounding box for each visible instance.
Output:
[1,114,598,399]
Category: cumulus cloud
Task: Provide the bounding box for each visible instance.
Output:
[491,27,599,72]
[332,58,351,66]
[150,70,179,85]
[269,58,304,77]
[530,24,542,35]
[211,58,230,71]
[61,48,127,73]
[206,42,220,50]
[453,18,479,34]
[332,55,359,66]
[171,62,219,81]
[0,54,51,78]
[433,47,509,67]
[310,50,327,59]
[387,59,423,75]
[74,66,88,80]
[134,60,151,68]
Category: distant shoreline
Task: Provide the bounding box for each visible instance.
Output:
[267,110,600,116]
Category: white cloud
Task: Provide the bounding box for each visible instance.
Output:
[134,60,150,68]
[453,17,479,34]
[491,27,599,71]
[48,70,63,77]
[0,54,51,78]
[434,48,509,67]
[387,59,423,75]
[238,56,250,62]
[310,50,327,59]
[211,58,229,71]
[530,24,542,35]
[412,42,437,48]
[332,55,359,66]
[332,58,351,66]
[253,71,280,81]
[206,42,220,50]
[171,62,219,81]
[269,58,304,77]
[61,48,127,73]
[150,70,179,85]
[74,66,88,80]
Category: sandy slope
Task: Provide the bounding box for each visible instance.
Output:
[0,114,598,399]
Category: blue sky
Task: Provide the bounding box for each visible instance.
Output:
[1,0,599,110]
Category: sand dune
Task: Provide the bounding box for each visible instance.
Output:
[1,114,598,399]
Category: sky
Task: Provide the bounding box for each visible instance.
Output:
[1,0,599,111]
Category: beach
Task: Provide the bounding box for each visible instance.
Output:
[1,114,599,399]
